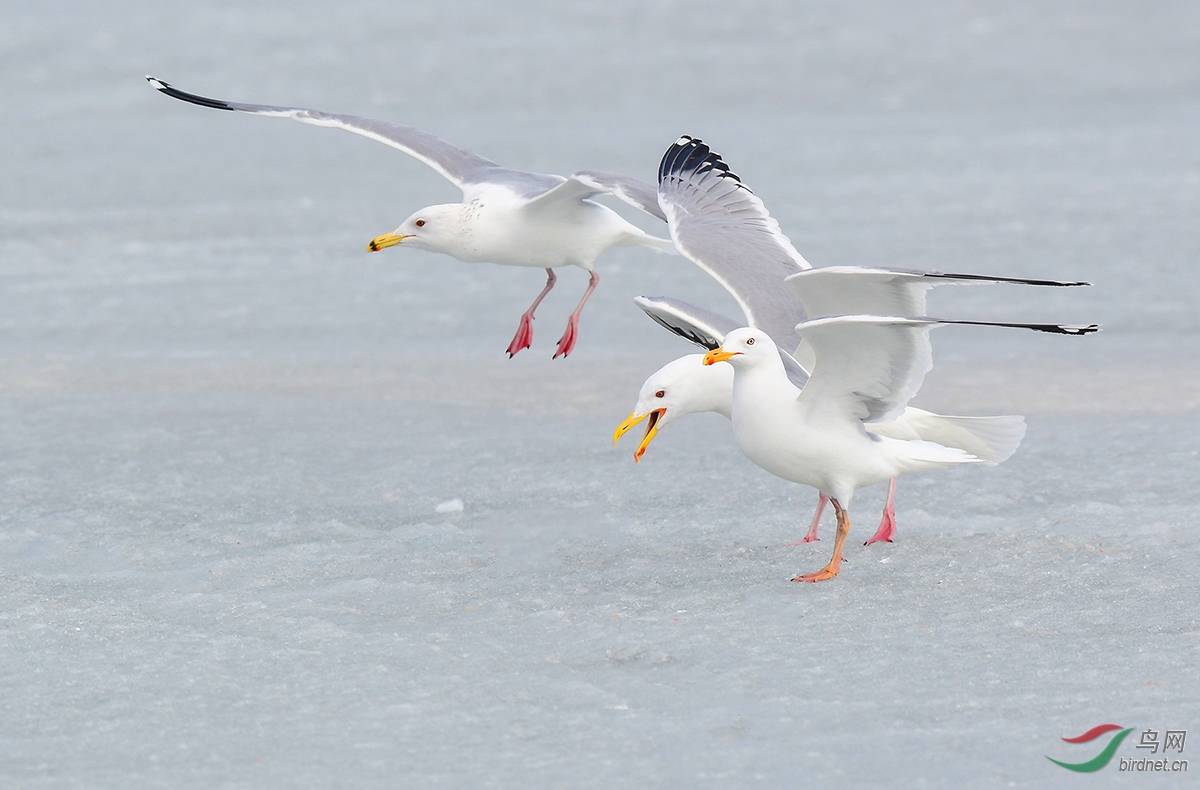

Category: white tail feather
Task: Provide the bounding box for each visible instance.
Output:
[873,435,984,475]
[869,408,1026,465]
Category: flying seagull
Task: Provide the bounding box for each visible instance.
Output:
[146,76,675,358]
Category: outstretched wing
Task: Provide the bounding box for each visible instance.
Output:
[785,266,1091,319]
[522,171,668,220]
[795,315,1099,425]
[146,76,559,197]
[635,295,810,388]
[795,316,938,425]
[572,172,667,221]
[657,136,810,352]
[633,296,735,350]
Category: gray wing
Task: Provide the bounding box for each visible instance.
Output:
[795,315,1099,424]
[633,296,734,350]
[785,266,1092,319]
[572,172,667,221]
[657,137,811,354]
[794,316,939,424]
[146,76,561,197]
[523,172,669,219]
[635,296,810,388]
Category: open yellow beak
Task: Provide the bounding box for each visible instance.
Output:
[613,409,666,463]
[612,411,647,446]
[703,347,741,365]
[367,231,411,252]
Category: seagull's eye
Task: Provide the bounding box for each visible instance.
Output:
[746,337,755,346]
[655,390,665,398]
[415,219,426,228]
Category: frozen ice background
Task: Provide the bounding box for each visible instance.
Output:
[2,2,1198,787]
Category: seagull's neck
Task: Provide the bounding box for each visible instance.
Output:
[730,357,799,413]
[695,360,734,417]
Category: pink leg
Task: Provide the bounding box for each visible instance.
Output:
[553,270,599,359]
[506,268,557,358]
[864,478,897,545]
[787,493,827,546]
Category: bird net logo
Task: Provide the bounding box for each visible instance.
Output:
[1046,724,1188,773]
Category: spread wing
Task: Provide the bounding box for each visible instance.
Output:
[785,266,1091,319]
[794,316,939,425]
[572,172,667,221]
[795,315,1099,425]
[521,172,669,221]
[146,76,561,198]
[633,296,736,350]
[634,295,809,387]
[657,136,811,352]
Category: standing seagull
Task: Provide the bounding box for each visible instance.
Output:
[615,300,1032,545]
[615,137,1087,544]
[704,318,1096,583]
[146,77,675,358]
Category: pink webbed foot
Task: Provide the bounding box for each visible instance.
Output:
[552,317,580,358]
[863,511,895,545]
[506,313,535,357]
[787,493,827,546]
[552,271,598,359]
[801,518,822,543]
[863,478,898,545]
[786,527,821,546]
[506,268,556,358]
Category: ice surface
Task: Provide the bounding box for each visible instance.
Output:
[435,499,464,514]
[2,2,1198,788]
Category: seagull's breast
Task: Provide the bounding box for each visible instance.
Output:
[459,188,629,269]
[729,372,892,495]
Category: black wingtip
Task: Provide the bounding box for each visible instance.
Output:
[1048,323,1100,335]
[945,319,1101,336]
[636,296,723,350]
[658,135,748,192]
[146,76,236,112]
[923,271,1093,288]
[644,311,721,350]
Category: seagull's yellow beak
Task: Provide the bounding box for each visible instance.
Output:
[367,231,411,252]
[613,411,646,446]
[613,409,666,463]
[703,347,741,365]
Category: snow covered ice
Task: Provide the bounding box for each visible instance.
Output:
[2,2,1198,788]
[435,499,464,514]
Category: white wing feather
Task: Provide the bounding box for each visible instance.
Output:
[785,267,1092,320]
[794,315,939,425]
[657,137,811,351]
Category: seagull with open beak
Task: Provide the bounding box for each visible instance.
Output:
[700,319,1095,582]
[613,354,733,462]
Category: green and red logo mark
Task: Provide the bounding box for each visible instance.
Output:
[1047,724,1135,772]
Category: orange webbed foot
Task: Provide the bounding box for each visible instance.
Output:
[792,562,842,583]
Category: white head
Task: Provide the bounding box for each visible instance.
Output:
[702,327,781,370]
[367,204,465,254]
[612,353,734,462]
